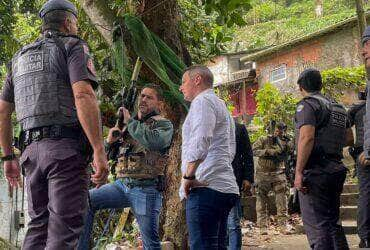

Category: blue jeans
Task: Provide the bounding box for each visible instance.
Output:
[186,187,238,250]
[77,180,162,250]
[227,198,242,250]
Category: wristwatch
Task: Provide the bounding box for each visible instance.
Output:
[183,175,196,180]
[0,154,16,162]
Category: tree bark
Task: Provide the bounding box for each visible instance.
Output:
[78,0,188,248]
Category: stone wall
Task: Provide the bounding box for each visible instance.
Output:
[256,25,363,94]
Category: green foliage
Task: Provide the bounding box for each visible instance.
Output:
[231,0,367,51]
[200,0,252,26]
[322,66,366,100]
[250,83,298,142]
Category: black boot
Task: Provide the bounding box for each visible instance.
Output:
[359,238,370,248]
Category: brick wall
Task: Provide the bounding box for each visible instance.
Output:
[257,26,363,94]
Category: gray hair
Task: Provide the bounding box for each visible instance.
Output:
[184,65,214,87]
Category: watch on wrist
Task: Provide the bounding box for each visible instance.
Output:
[1,154,16,162]
[183,175,196,180]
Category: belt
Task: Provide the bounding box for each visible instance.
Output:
[120,177,158,188]
[20,125,81,146]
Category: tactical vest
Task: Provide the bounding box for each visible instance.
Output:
[116,115,169,179]
[296,94,347,159]
[353,103,366,148]
[11,34,79,131]
[257,137,285,174]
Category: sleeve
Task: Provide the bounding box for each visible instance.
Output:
[0,73,14,103]
[185,98,216,162]
[347,106,356,127]
[295,100,317,129]
[241,127,254,183]
[67,41,98,88]
[127,118,174,151]
[253,137,267,157]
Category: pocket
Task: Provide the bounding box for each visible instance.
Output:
[131,191,147,216]
[49,148,79,161]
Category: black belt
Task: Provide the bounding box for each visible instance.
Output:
[20,125,81,146]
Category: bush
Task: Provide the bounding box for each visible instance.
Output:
[250,83,298,142]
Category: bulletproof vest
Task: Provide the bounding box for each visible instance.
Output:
[257,137,285,174]
[353,103,366,148]
[11,34,79,131]
[116,115,169,179]
[301,94,347,159]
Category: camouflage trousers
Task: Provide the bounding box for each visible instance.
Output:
[256,173,288,229]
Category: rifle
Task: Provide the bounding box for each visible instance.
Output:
[112,57,143,138]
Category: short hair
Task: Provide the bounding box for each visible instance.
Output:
[142,83,164,101]
[276,122,287,131]
[184,65,214,87]
[41,10,75,32]
[297,68,322,92]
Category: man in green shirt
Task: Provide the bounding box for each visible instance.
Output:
[78,84,173,250]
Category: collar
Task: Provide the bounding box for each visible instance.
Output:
[192,88,214,102]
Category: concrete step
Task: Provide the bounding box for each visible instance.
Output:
[340,193,359,207]
[342,184,358,194]
[340,206,357,221]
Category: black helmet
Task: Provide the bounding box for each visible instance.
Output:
[39,0,78,19]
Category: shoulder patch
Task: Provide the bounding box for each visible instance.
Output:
[297,104,304,112]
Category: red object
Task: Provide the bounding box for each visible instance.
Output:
[230,84,258,117]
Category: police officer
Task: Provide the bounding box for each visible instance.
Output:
[0,0,108,249]
[358,26,370,248]
[348,90,366,176]
[253,122,290,235]
[78,84,174,250]
[294,68,353,250]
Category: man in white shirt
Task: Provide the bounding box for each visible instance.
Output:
[179,65,239,250]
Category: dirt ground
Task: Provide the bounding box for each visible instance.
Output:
[241,217,360,250]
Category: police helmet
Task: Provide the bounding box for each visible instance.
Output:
[39,0,78,19]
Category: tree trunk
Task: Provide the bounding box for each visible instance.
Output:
[78,0,188,248]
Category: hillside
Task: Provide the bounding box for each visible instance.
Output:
[228,0,370,52]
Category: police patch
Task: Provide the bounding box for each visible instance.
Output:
[14,52,43,77]
[297,104,304,112]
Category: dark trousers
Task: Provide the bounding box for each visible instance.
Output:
[299,169,348,250]
[186,187,238,250]
[357,159,370,240]
[20,138,89,250]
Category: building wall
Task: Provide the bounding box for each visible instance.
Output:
[256,25,362,94]
[0,174,29,247]
[207,55,229,86]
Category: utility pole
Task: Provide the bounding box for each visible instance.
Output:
[356,0,367,40]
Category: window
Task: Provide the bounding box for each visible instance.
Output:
[270,65,287,83]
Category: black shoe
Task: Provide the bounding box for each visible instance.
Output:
[359,239,370,248]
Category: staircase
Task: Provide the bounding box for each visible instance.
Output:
[340,183,359,234]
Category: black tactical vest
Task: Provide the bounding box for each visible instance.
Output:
[11,34,79,131]
[297,94,347,159]
[352,103,366,148]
